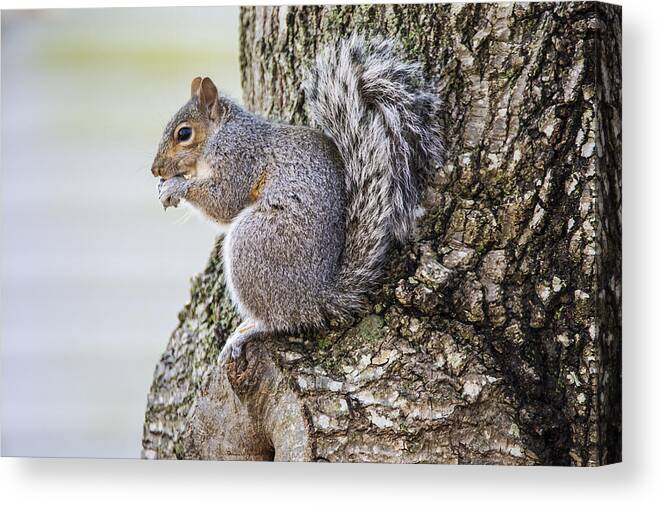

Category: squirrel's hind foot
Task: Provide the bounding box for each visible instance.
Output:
[218,319,265,363]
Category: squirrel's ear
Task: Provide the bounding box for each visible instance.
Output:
[198,77,221,122]
[190,76,202,98]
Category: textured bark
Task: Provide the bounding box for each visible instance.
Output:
[143,2,621,465]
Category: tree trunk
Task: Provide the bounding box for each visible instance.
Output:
[142,2,621,465]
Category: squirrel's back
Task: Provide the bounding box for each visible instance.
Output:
[303,35,444,323]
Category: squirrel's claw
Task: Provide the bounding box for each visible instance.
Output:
[219,337,248,363]
[158,177,186,209]
[218,320,263,364]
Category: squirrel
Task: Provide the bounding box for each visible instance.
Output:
[151,35,444,361]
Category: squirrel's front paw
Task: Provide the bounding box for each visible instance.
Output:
[158,177,187,209]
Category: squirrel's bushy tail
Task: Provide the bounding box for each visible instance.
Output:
[303,35,444,322]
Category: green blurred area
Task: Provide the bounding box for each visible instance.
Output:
[43,40,236,73]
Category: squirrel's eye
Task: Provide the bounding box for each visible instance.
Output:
[177,127,193,143]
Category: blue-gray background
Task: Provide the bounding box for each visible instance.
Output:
[1,7,241,457]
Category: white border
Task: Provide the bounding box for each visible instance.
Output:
[2,1,659,505]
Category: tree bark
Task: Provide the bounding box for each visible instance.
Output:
[143,2,621,465]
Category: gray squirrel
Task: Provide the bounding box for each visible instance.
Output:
[151,35,444,360]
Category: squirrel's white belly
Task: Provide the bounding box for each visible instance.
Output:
[221,205,254,320]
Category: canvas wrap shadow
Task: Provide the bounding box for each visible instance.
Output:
[143,2,622,465]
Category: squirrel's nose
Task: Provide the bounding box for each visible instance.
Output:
[151,162,161,177]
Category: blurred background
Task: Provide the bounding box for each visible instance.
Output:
[1,7,241,457]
